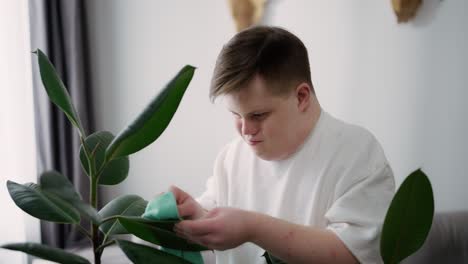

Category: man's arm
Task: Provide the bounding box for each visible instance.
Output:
[174,207,358,264]
[248,209,358,264]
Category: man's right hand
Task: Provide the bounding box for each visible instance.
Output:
[170,185,207,220]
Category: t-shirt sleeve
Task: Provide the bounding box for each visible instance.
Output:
[325,163,395,264]
[196,144,230,211]
[196,175,218,211]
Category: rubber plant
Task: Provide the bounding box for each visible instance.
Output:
[1,49,209,264]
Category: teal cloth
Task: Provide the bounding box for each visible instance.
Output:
[142,192,204,264]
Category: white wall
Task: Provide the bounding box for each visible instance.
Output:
[86,0,236,204]
[266,0,468,212]
[0,0,40,263]
[87,1,468,212]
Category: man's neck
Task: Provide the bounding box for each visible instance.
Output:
[277,96,321,162]
[301,95,322,143]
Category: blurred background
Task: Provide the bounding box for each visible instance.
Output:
[1,0,467,263]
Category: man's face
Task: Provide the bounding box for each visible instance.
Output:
[224,76,304,161]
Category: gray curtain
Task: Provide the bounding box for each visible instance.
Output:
[29,0,95,249]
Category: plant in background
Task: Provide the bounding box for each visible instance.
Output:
[380,169,434,264]
[1,49,208,264]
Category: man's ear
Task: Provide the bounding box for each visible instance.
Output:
[295,83,311,112]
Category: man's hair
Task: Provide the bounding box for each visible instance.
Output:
[210,26,314,102]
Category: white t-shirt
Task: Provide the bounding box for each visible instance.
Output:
[198,110,395,264]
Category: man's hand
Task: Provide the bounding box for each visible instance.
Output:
[174,206,358,264]
[170,185,207,220]
[174,207,253,251]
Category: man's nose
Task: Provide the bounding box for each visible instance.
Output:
[241,119,258,136]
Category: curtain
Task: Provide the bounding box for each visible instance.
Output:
[29,0,95,249]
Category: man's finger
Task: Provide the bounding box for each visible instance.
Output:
[177,202,197,219]
[169,185,191,204]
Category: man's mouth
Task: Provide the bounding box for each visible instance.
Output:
[247,139,262,146]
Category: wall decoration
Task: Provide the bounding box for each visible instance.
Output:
[392,0,423,23]
[228,0,266,32]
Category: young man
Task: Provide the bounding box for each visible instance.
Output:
[171,26,395,263]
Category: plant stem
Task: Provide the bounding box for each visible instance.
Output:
[96,239,116,253]
[81,136,101,264]
[80,137,94,177]
[91,177,101,264]
[99,215,121,246]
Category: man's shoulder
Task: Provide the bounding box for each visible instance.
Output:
[322,111,379,148]
[320,112,393,191]
[319,112,389,171]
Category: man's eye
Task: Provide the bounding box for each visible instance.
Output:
[252,113,267,120]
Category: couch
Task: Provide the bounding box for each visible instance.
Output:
[402,211,468,263]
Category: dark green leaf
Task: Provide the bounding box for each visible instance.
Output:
[1,243,90,264]
[6,180,79,223]
[105,65,195,161]
[80,131,129,185]
[380,169,434,264]
[34,49,84,135]
[40,170,82,201]
[118,216,208,251]
[99,195,147,236]
[40,171,101,225]
[116,240,192,264]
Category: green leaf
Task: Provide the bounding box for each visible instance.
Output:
[40,171,101,225]
[1,243,90,264]
[40,170,82,201]
[105,65,195,161]
[99,195,147,236]
[263,251,287,264]
[118,216,208,251]
[71,202,101,225]
[380,169,434,264]
[34,49,84,136]
[6,180,80,223]
[80,131,130,185]
[116,240,192,264]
